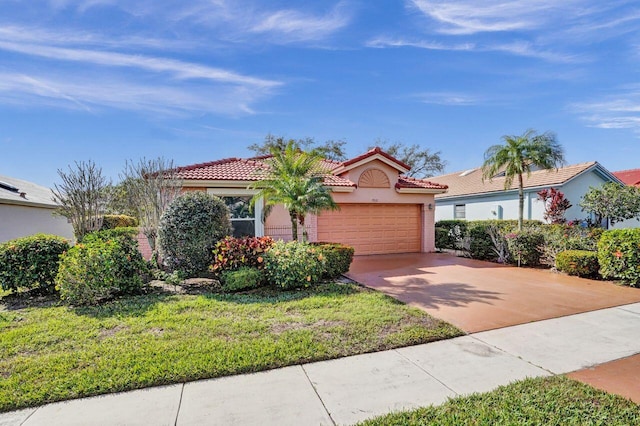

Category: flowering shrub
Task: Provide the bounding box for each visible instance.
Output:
[597,229,640,286]
[537,188,572,224]
[538,224,602,268]
[211,236,274,274]
[504,229,544,266]
[0,234,69,293]
[556,250,599,277]
[56,236,148,305]
[263,241,325,289]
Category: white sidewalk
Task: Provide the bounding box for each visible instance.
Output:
[2,302,639,426]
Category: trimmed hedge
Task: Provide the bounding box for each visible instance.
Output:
[434,220,468,250]
[56,235,148,305]
[263,241,325,289]
[221,266,264,292]
[82,227,139,243]
[504,229,545,267]
[311,242,355,279]
[0,234,70,293]
[556,250,599,278]
[598,229,640,286]
[101,214,138,230]
[211,236,274,274]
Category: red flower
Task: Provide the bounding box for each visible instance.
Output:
[614,250,623,259]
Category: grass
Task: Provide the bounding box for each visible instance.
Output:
[0,282,461,412]
[358,376,640,426]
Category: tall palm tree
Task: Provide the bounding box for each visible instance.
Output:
[250,140,338,241]
[482,129,566,230]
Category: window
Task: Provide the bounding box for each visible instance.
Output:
[222,196,255,237]
[454,204,466,219]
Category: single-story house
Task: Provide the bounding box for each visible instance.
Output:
[173,147,448,255]
[0,175,74,243]
[430,162,623,226]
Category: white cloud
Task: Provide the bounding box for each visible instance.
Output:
[414,92,481,106]
[571,89,640,131]
[367,37,474,51]
[0,72,269,116]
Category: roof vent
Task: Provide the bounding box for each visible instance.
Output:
[0,180,19,192]
[459,168,477,177]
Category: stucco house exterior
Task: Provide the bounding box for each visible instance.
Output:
[0,175,74,243]
[173,147,448,255]
[431,162,623,226]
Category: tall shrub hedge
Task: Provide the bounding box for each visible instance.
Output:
[0,234,69,293]
[311,242,355,279]
[263,241,325,289]
[598,229,640,286]
[100,214,138,230]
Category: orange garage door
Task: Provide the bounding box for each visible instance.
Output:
[317,204,421,255]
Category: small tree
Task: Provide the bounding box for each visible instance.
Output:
[52,160,111,241]
[537,188,572,224]
[250,141,338,241]
[370,140,446,178]
[158,192,231,276]
[120,158,183,261]
[248,134,347,161]
[580,182,640,226]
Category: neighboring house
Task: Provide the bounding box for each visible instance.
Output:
[173,147,448,255]
[0,175,74,243]
[612,169,640,187]
[611,168,640,229]
[431,162,623,225]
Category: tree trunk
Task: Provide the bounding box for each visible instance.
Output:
[290,211,298,241]
[299,214,307,242]
[518,173,524,231]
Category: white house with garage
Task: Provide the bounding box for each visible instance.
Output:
[0,175,74,242]
[430,162,623,226]
[173,147,448,255]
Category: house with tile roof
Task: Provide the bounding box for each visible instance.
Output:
[0,175,74,242]
[173,147,448,255]
[612,169,640,187]
[430,162,624,226]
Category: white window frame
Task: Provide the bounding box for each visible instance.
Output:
[206,188,264,237]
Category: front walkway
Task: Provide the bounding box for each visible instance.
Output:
[2,303,639,426]
[347,253,640,333]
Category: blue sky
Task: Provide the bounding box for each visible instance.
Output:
[1,0,639,187]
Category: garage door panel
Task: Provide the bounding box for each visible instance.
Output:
[317,203,421,255]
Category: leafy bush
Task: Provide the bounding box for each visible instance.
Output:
[100,214,138,230]
[263,241,325,289]
[556,250,599,278]
[158,192,231,276]
[221,266,264,292]
[504,229,545,266]
[311,242,355,279]
[56,236,148,305]
[598,229,640,286]
[434,220,468,250]
[0,234,69,293]
[211,236,274,274]
[539,224,603,268]
[82,227,139,243]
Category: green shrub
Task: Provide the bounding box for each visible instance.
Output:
[158,192,231,277]
[0,234,70,293]
[556,250,599,278]
[82,227,139,243]
[211,236,274,274]
[100,214,138,230]
[434,220,468,250]
[539,224,603,268]
[504,229,545,266]
[311,242,355,279]
[598,229,640,286]
[221,267,264,292]
[263,241,325,289]
[56,236,148,305]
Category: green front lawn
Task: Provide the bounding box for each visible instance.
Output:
[359,376,640,426]
[0,283,461,412]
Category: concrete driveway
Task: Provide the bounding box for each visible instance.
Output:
[347,253,640,333]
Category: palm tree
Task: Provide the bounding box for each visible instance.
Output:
[482,129,566,230]
[250,140,338,241]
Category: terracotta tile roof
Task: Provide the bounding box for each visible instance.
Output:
[431,162,598,199]
[396,176,448,190]
[613,168,640,186]
[340,146,411,171]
